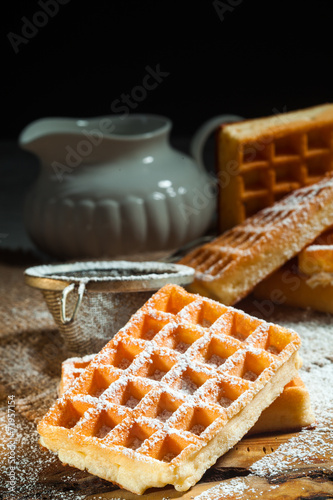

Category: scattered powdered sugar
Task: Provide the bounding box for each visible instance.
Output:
[196,477,248,498]
[195,476,282,499]
[250,411,333,477]
[2,278,332,498]
[0,414,93,499]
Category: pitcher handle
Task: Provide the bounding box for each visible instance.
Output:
[190,114,244,171]
[60,282,86,325]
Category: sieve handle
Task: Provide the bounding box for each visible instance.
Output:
[60,282,86,325]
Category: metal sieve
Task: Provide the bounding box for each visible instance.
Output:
[24,261,194,355]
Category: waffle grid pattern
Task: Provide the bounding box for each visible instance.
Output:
[238,125,333,219]
[39,285,300,473]
[217,105,333,231]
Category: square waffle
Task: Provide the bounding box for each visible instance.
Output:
[59,357,315,435]
[217,103,333,232]
[179,174,333,306]
[38,284,301,494]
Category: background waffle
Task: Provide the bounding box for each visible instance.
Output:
[38,284,301,494]
[179,174,333,306]
[59,356,315,435]
[217,103,333,232]
[253,259,333,314]
[254,225,333,314]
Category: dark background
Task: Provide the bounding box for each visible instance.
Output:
[2,0,332,140]
[1,0,332,252]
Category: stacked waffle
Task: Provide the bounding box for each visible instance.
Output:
[38,284,303,494]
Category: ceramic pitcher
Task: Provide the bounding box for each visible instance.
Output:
[19,113,242,259]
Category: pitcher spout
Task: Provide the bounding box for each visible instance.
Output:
[19,117,114,169]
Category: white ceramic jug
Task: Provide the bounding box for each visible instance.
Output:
[19,113,242,259]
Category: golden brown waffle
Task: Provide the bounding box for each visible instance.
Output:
[217,104,333,232]
[179,174,333,305]
[298,226,333,275]
[38,284,301,494]
[59,356,314,435]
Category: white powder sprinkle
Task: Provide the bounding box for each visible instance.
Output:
[196,477,247,498]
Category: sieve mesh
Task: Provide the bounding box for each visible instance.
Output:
[25,260,194,356]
